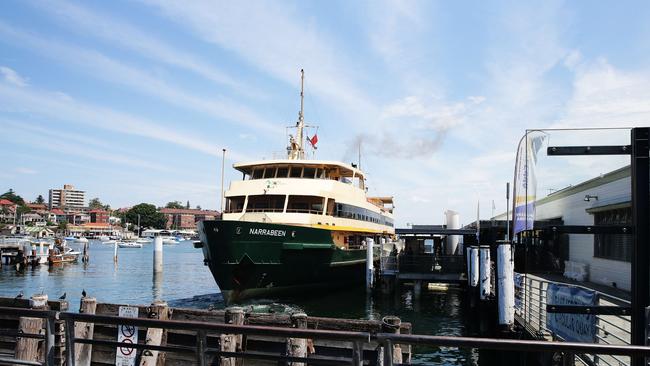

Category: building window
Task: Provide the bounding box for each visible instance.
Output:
[593,207,632,262]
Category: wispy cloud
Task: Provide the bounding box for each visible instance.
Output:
[0,66,27,87]
[0,21,277,134]
[0,118,172,172]
[32,0,259,97]
[0,82,250,160]
[141,0,378,121]
[15,167,36,174]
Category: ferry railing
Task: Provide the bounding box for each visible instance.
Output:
[3,306,650,366]
[515,274,632,365]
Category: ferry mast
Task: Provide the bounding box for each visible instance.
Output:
[288,69,306,160]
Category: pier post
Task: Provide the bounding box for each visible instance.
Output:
[220,307,245,366]
[381,316,402,365]
[469,246,479,287]
[497,241,514,327]
[74,296,97,366]
[413,280,422,298]
[287,312,309,366]
[82,241,89,263]
[366,238,374,292]
[140,300,170,366]
[153,237,163,273]
[113,241,118,263]
[16,294,49,364]
[225,307,245,366]
[479,245,491,300]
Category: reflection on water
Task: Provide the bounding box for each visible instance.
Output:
[0,240,477,364]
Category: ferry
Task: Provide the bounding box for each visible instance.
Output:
[197,70,395,303]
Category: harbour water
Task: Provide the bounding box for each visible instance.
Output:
[0,240,477,365]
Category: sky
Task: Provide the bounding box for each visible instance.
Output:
[1,0,649,227]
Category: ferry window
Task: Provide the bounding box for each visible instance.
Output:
[263,168,276,179]
[303,167,316,178]
[287,195,324,214]
[252,169,263,179]
[246,195,286,212]
[276,167,289,178]
[290,167,302,178]
[225,196,245,213]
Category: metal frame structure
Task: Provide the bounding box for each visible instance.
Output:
[545,127,649,366]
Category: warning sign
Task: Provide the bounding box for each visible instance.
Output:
[116,306,139,366]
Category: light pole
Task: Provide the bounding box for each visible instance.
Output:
[221,148,226,214]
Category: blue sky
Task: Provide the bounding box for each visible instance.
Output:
[1,0,649,226]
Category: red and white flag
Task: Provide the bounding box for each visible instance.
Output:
[308,134,318,149]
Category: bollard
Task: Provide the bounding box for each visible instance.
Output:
[497,241,515,326]
[470,247,479,287]
[74,296,97,366]
[479,245,491,300]
[16,294,49,363]
[366,238,374,292]
[113,241,118,263]
[153,237,163,273]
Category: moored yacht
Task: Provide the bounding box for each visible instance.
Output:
[197,70,395,303]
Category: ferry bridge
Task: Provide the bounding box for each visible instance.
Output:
[379,226,476,295]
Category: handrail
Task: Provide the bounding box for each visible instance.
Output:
[3,306,650,365]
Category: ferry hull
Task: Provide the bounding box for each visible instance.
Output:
[198,220,366,303]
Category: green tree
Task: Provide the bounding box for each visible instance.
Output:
[186,200,190,209]
[16,205,31,216]
[126,203,166,229]
[89,198,103,209]
[0,189,25,205]
[165,201,184,209]
[57,221,68,232]
[195,205,202,210]
[35,195,45,204]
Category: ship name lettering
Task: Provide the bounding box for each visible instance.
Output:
[249,228,286,237]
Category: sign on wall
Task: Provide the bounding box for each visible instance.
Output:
[546,283,599,343]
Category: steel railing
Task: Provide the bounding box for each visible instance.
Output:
[2,306,650,366]
[515,273,632,365]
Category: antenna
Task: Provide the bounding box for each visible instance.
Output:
[287,69,306,160]
[358,139,361,170]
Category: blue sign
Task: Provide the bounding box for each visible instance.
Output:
[546,284,598,342]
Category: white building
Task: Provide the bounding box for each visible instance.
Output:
[496,165,632,291]
[48,184,85,211]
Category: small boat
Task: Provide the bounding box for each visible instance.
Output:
[74,237,89,244]
[103,240,118,245]
[48,239,80,264]
[136,238,152,244]
[162,237,179,245]
[118,242,143,248]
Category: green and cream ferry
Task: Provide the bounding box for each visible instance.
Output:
[197,70,395,303]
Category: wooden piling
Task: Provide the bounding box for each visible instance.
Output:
[287,312,309,366]
[139,301,170,366]
[74,296,97,366]
[15,294,49,364]
[220,307,244,366]
[381,316,402,365]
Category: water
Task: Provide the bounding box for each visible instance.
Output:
[0,240,477,365]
